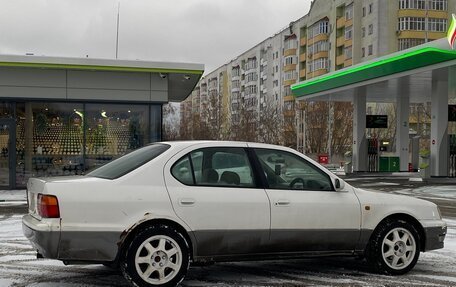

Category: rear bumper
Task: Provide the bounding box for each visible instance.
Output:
[22,214,60,259]
[421,219,447,251]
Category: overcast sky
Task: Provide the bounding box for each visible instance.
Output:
[0,0,312,73]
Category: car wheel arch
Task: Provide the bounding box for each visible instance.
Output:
[117,218,196,263]
[369,213,426,252]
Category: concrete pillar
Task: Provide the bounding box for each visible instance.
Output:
[396,77,410,171]
[430,68,449,177]
[353,87,367,172]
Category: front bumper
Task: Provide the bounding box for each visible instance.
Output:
[421,220,447,251]
[22,214,60,259]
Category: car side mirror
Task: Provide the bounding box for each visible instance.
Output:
[335,178,345,191]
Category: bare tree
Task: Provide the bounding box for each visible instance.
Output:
[163,103,180,141]
[331,102,353,155]
[258,99,283,145]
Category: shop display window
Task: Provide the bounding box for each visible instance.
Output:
[13,102,161,187]
[84,104,149,172]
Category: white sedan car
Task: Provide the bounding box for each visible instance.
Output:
[23,141,447,287]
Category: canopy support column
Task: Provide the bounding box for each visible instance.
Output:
[396,77,410,171]
[430,68,449,177]
[353,87,367,172]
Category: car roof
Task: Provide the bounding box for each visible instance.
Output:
[159,140,298,154]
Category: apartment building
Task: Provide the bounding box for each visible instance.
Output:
[181,0,455,153]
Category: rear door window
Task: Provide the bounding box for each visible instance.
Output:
[171,147,256,188]
[87,143,170,179]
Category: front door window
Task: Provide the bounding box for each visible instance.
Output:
[254,148,334,191]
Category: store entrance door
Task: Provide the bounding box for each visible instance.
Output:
[0,119,16,189]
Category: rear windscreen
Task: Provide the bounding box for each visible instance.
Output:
[86,143,170,179]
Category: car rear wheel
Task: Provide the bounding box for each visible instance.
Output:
[366,219,420,275]
[121,225,190,287]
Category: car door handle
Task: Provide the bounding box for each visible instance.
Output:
[179,199,195,206]
[275,200,290,206]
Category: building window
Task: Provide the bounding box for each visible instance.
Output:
[245,57,257,71]
[430,0,447,10]
[345,4,354,20]
[232,66,240,77]
[428,18,448,32]
[398,38,426,50]
[245,72,258,83]
[245,84,258,96]
[308,19,329,38]
[362,27,366,37]
[284,70,297,81]
[399,0,426,9]
[232,80,240,89]
[284,56,298,65]
[368,24,374,35]
[362,7,366,17]
[369,3,373,14]
[345,25,353,40]
[344,46,353,60]
[308,58,329,73]
[284,86,292,97]
[368,44,373,56]
[284,37,298,50]
[398,17,426,31]
[308,40,329,54]
[362,47,366,57]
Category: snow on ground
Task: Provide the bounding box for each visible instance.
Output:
[0,214,456,286]
[0,190,26,202]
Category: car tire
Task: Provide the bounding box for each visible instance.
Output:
[121,225,190,287]
[366,219,420,275]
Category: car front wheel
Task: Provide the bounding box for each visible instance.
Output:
[121,225,190,287]
[366,219,420,275]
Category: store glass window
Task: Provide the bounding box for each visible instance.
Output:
[85,104,149,171]
[0,102,14,118]
[15,102,84,186]
[150,105,162,143]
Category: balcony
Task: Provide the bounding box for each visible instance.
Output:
[307,69,328,78]
[300,37,307,46]
[307,34,328,46]
[284,48,297,57]
[284,64,297,72]
[284,79,297,86]
[344,58,353,67]
[336,54,345,66]
[311,51,329,59]
[299,68,306,78]
[284,95,295,102]
[336,36,345,47]
[397,31,426,39]
[398,9,428,18]
[336,17,346,28]
[299,53,307,62]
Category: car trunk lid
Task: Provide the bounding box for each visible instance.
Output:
[27,178,48,218]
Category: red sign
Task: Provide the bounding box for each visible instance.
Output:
[318,154,329,164]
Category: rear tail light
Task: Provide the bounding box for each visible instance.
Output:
[37,194,60,218]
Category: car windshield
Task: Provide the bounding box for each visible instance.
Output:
[86,143,170,179]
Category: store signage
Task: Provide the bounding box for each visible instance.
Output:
[366,115,388,129]
[449,14,456,49]
[449,105,456,121]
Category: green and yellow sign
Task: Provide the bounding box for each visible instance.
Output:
[449,14,456,49]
